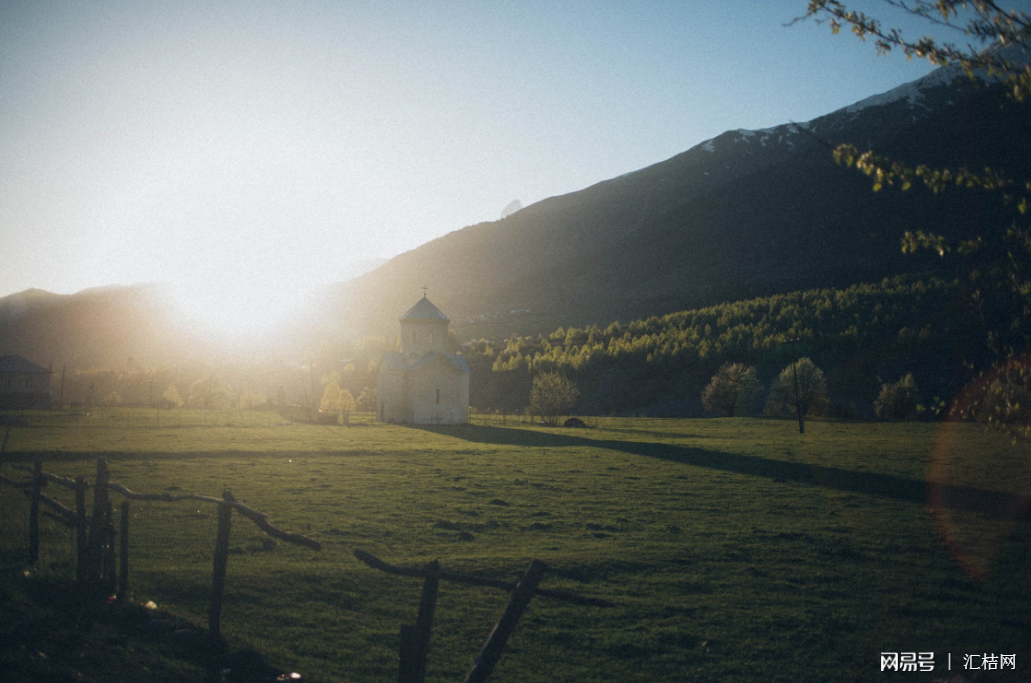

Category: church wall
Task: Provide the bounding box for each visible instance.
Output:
[408,360,469,425]
[376,368,411,423]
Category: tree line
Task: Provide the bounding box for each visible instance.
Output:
[465,275,985,417]
[53,335,393,419]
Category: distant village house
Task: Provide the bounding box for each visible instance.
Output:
[377,296,470,425]
[0,355,52,409]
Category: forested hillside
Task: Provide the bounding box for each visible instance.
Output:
[467,276,982,417]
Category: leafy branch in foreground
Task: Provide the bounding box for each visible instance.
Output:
[804,0,1031,218]
[801,0,1031,100]
[831,143,1029,215]
[802,0,1031,436]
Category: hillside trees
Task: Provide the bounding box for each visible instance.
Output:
[702,363,761,416]
[802,0,1031,437]
[470,276,963,415]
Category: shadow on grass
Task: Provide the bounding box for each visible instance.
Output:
[3,422,1027,519]
[422,424,1031,519]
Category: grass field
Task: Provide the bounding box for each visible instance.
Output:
[1,409,1029,682]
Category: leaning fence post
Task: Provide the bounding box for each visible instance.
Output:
[410,559,440,683]
[208,490,234,657]
[74,476,87,584]
[28,459,43,565]
[463,559,547,683]
[117,501,130,602]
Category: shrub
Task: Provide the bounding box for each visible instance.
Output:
[701,363,760,417]
[874,374,922,420]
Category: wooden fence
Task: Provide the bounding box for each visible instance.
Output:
[354,550,611,683]
[0,428,611,683]
[0,443,321,675]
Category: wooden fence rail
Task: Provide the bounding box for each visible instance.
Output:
[354,549,612,607]
[103,480,321,550]
[0,453,321,677]
[354,550,611,683]
[2,441,612,683]
[10,463,86,489]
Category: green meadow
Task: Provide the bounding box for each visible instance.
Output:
[2,409,1029,682]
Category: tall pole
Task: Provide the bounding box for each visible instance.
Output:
[309,359,318,423]
[792,357,804,434]
[209,491,234,656]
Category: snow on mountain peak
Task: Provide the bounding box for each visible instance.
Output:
[839,42,1028,116]
[842,71,947,115]
[690,43,1027,157]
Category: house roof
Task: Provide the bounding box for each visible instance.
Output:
[381,351,470,374]
[400,296,450,322]
[0,355,51,374]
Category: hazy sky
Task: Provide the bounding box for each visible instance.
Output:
[1,1,954,329]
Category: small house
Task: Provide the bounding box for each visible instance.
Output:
[0,355,52,409]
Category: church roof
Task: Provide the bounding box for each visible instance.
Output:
[0,355,50,374]
[400,296,450,322]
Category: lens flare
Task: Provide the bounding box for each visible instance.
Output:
[927,360,1031,578]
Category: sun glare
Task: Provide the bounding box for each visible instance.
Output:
[165,276,313,344]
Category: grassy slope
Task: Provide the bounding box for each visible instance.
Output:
[1,409,1029,682]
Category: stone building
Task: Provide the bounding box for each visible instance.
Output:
[377,296,470,424]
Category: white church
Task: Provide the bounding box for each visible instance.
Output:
[377,295,471,425]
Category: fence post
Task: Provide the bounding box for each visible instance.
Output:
[85,458,110,589]
[28,459,43,565]
[103,500,116,594]
[0,426,9,466]
[398,624,416,683]
[208,490,234,657]
[463,559,547,683]
[75,476,87,584]
[117,501,130,602]
[410,559,440,683]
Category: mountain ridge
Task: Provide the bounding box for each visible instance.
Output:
[319,56,1027,338]
[2,57,1028,367]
